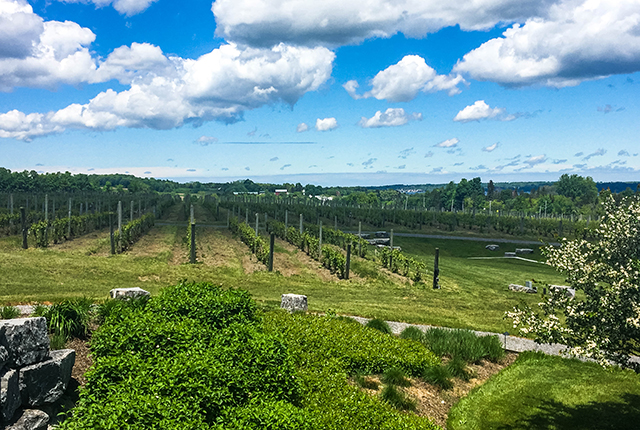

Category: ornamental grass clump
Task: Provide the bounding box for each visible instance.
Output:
[422,365,454,390]
[400,326,424,342]
[366,318,392,335]
[381,385,417,411]
[382,367,412,387]
[0,305,20,319]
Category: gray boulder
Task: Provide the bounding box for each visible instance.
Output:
[504,252,516,258]
[0,318,50,368]
[516,248,534,254]
[1,369,20,422]
[110,287,150,300]
[5,409,49,430]
[550,285,576,299]
[485,244,500,251]
[509,283,537,294]
[281,294,308,313]
[0,345,8,369]
[19,349,75,406]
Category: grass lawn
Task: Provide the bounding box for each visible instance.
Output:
[0,203,567,334]
[447,351,640,430]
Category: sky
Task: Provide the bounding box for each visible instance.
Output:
[1,0,639,186]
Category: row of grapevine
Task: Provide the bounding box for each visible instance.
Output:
[113,213,155,253]
[229,216,269,264]
[379,247,428,283]
[29,211,112,248]
[220,199,597,240]
[266,220,349,278]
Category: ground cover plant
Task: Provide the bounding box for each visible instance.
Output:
[447,351,640,430]
[60,282,442,430]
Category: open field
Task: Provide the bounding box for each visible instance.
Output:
[0,203,566,334]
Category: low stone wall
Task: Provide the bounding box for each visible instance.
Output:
[0,317,75,429]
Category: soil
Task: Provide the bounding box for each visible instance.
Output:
[355,352,518,429]
[126,225,175,259]
[65,337,93,386]
[51,228,111,257]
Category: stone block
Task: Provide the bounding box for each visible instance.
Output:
[485,244,500,251]
[109,287,150,300]
[550,285,576,299]
[5,409,49,430]
[509,283,537,294]
[281,294,308,313]
[1,369,20,422]
[516,248,534,254]
[0,318,50,368]
[504,252,516,257]
[19,349,75,406]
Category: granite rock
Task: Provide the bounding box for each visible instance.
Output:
[0,318,50,368]
[1,368,20,422]
[5,408,49,430]
[109,287,150,300]
[19,349,75,406]
[281,294,308,313]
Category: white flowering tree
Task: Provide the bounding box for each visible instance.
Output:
[507,195,640,370]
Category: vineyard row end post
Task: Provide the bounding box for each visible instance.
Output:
[21,207,27,249]
[345,244,351,280]
[268,233,275,272]
[433,248,440,289]
[190,222,196,264]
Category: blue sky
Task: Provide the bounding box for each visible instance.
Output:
[1,0,639,186]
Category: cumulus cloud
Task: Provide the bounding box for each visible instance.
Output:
[315,117,338,131]
[453,100,511,123]
[582,148,606,161]
[454,0,640,88]
[0,42,335,140]
[57,0,158,16]
[483,142,500,152]
[212,0,554,47]
[0,0,44,59]
[358,108,422,128]
[296,122,309,132]
[619,150,630,156]
[434,138,459,148]
[195,136,218,146]
[346,56,465,102]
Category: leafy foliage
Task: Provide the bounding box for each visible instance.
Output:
[0,305,20,319]
[39,298,93,340]
[508,196,640,370]
[113,213,155,253]
[229,216,269,264]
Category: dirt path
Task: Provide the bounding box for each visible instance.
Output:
[126,225,178,261]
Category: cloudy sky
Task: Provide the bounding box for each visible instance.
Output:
[1,0,639,186]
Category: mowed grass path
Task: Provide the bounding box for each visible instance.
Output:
[0,203,567,333]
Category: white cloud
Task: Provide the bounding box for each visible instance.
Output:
[316,117,338,131]
[0,43,335,140]
[454,0,640,87]
[424,151,434,158]
[434,138,459,148]
[57,0,158,16]
[0,0,44,59]
[195,136,218,146]
[358,108,422,128]
[525,154,547,165]
[582,148,606,161]
[483,142,500,152]
[347,56,465,102]
[619,150,630,157]
[212,0,555,47]
[453,100,506,123]
[296,122,309,132]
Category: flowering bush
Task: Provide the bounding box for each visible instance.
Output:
[507,196,640,370]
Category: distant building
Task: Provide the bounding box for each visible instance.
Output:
[275,189,288,195]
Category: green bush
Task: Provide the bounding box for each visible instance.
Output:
[0,305,20,319]
[366,318,392,335]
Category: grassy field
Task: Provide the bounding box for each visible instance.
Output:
[0,203,567,334]
[447,351,640,430]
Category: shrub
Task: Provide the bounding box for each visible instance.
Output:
[422,365,453,390]
[366,318,392,335]
[447,356,472,381]
[41,298,93,340]
[0,305,20,319]
[400,326,424,342]
[382,367,412,387]
[380,385,416,411]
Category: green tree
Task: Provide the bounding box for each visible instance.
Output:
[508,196,640,370]
[556,174,598,207]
